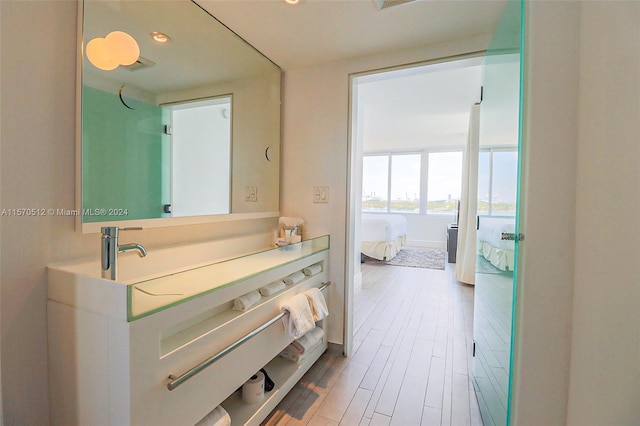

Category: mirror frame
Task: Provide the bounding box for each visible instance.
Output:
[75,0,281,234]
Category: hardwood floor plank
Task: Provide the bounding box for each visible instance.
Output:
[369,413,392,426]
[360,345,392,391]
[374,359,408,417]
[314,361,369,422]
[422,406,443,426]
[352,328,387,367]
[406,338,435,381]
[362,350,394,419]
[307,415,339,426]
[451,373,471,426]
[389,375,428,426]
[286,356,351,425]
[339,388,373,425]
[424,356,446,410]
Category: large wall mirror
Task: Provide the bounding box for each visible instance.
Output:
[78,0,281,233]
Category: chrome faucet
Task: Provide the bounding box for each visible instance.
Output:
[101,226,147,280]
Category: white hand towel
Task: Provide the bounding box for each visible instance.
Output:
[233,291,261,312]
[283,271,305,286]
[259,280,285,297]
[280,293,315,339]
[195,405,231,426]
[303,263,322,276]
[305,287,329,321]
[292,326,325,353]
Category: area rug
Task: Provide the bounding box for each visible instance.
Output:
[364,248,446,270]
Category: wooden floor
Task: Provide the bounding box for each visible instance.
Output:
[263,259,482,426]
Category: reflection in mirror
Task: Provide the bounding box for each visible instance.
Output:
[79,0,281,231]
[167,96,232,217]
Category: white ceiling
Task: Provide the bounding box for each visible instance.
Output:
[196,0,507,71]
[356,58,482,151]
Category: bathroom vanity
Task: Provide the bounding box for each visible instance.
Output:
[47,235,330,426]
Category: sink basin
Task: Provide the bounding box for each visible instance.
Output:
[47,233,330,321]
[50,233,275,284]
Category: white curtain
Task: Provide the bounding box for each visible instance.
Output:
[456,104,480,285]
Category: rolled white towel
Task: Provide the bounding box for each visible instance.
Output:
[233,291,261,312]
[259,280,285,297]
[280,330,325,363]
[292,326,325,353]
[279,345,302,362]
[283,271,305,286]
[305,287,329,321]
[280,293,315,339]
[303,263,322,277]
[195,405,231,426]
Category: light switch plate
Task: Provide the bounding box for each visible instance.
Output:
[244,186,257,202]
[313,186,329,203]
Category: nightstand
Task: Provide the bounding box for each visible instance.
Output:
[447,224,458,263]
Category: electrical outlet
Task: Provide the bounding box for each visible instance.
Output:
[244,186,257,202]
[313,186,329,203]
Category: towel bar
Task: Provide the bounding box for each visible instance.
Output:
[166,281,331,391]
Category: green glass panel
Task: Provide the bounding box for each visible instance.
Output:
[82,86,164,222]
[472,0,523,425]
[127,235,330,321]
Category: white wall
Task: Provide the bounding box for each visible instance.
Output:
[514,1,640,425]
[567,2,640,424]
[0,2,277,424]
[511,1,580,424]
[281,34,492,345]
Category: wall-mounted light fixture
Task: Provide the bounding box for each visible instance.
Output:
[86,31,140,71]
[284,0,300,4]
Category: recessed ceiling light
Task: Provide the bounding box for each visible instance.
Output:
[284,0,300,4]
[150,31,171,43]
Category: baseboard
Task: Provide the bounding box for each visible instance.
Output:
[327,342,344,356]
[406,239,446,251]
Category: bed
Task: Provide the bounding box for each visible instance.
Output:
[360,213,407,260]
[477,217,515,271]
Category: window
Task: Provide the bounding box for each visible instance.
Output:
[426,151,462,214]
[390,154,421,213]
[478,148,518,216]
[362,155,389,211]
[362,150,462,214]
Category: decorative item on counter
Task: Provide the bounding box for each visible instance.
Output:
[279,217,305,243]
[259,280,286,297]
[283,271,305,286]
[303,263,322,276]
[241,371,265,404]
[194,405,231,426]
[232,290,261,312]
[305,287,329,321]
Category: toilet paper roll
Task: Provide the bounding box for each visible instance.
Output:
[242,371,265,404]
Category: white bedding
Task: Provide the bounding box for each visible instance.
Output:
[477,217,515,250]
[361,213,407,242]
[477,217,515,271]
[361,213,407,260]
